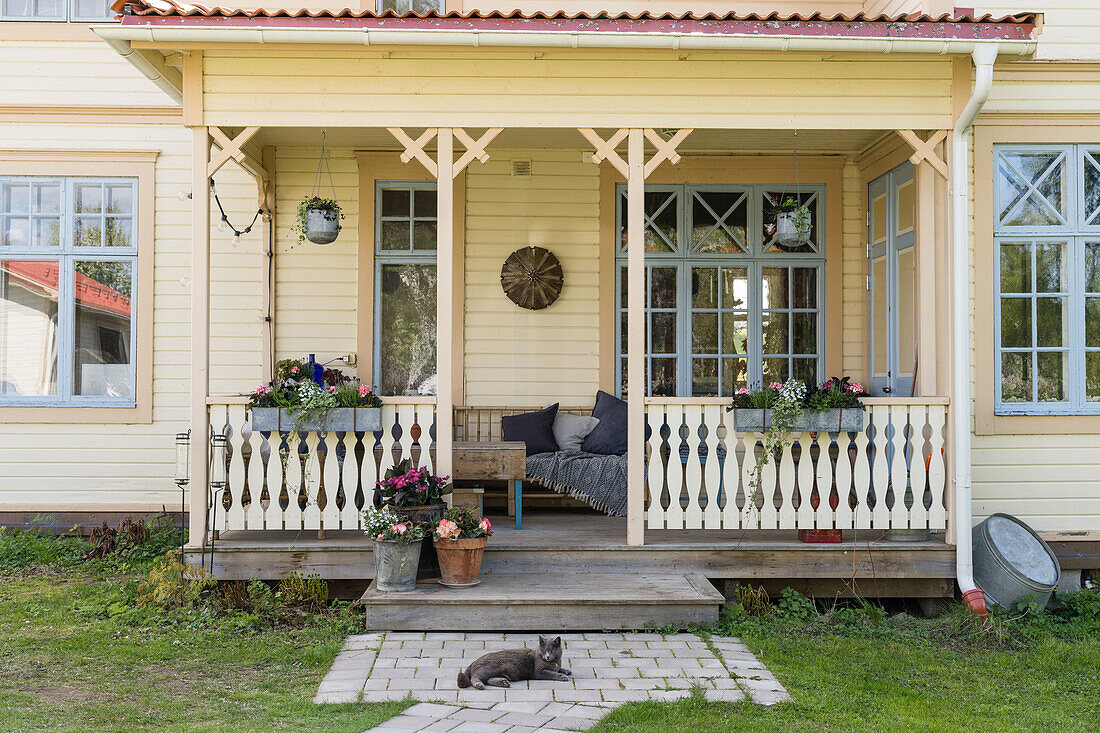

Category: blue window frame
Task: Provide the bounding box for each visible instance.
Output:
[615,183,826,397]
[994,144,1100,414]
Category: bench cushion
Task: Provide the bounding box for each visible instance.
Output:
[551,411,600,452]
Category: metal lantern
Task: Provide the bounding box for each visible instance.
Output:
[210,433,228,489]
[174,431,191,488]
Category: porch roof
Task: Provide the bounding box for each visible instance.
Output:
[110,2,1037,44]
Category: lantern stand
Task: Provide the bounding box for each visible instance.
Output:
[174,431,191,561]
[207,432,228,573]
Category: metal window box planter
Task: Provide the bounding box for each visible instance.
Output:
[731,407,865,433]
[249,407,380,432]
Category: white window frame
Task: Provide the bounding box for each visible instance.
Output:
[1,175,138,407]
[0,0,115,21]
[372,179,438,396]
[994,143,1100,415]
[614,183,826,397]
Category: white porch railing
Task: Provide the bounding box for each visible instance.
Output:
[643,397,949,533]
[206,396,436,533]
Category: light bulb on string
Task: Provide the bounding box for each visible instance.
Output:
[232,233,241,247]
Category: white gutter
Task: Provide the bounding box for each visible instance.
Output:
[951,44,998,620]
[93,24,1037,56]
[100,35,182,103]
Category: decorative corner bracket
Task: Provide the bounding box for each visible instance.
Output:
[897,129,949,179]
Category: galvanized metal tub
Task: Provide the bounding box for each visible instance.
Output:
[305,208,340,245]
[973,513,1060,608]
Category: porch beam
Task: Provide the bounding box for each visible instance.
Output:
[436,128,455,483]
[261,145,276,382]
[914,157,939,395]
[189,126,211,549]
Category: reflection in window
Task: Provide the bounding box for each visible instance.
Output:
[1,0,115,20]
[0,176,137,406]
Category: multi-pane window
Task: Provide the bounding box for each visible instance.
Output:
[376,0,443,13]
[1,177,137,405]
[374,181,437,396]
[1,0,114,20]
[994,144,1100,413]
[616,184,825,397]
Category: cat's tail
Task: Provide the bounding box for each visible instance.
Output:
[457,669,471,688]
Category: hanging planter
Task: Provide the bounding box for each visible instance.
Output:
[295,130,344,245]
[775,198,813,248]
[296,197,343,245]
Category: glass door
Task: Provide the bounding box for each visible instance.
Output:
[868,163,916,396]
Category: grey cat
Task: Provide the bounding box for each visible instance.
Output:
[457,636,572,689]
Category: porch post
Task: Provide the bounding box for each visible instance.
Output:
[625,129,646,546]
[436,128,454,481]
[188,126,211,549]
[914,159,939,396]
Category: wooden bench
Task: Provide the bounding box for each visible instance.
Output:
[453,406,590,529]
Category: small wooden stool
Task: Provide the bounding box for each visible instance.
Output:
[452,441,526,529]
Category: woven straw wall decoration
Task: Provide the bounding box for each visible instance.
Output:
[500,246,564,310]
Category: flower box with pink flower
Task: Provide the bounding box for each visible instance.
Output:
[729,377,867,433]
[246,357,382,432]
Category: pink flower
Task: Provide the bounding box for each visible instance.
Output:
[328,385,338,393]
[392,523,407,535]
[358,384,371,397]
[479,518,492,533]
[255,385,270,395]
[848,383,864,393]
[436,518,460,540]
[291,366,300,374]
[376,534,385,541]
[736,387,749,395]
[768,382,782,391]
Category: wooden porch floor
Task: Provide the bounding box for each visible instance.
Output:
[187,513,955,598]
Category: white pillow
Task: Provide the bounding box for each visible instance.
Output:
[550,411,600,452]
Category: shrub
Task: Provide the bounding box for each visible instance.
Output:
[774,587,817,623]
[135,551,217,610]
[277,572,329,609]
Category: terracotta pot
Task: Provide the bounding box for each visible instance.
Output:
[434,536,488,585]
[392,502,446,579]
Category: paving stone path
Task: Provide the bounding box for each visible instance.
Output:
[315,632,790,732]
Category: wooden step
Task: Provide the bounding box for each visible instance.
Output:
[358,573,724,631]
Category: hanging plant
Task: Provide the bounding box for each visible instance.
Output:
[774,195,812,247]
[295,130,344,245]
[295,196,343,245]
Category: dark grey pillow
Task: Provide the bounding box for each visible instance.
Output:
[502,404,560,456]
[581,391,629,455]
[551,411,600,452]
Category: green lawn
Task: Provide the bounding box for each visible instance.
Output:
[2,526,1098,732]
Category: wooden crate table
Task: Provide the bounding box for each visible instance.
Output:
[452,441,526,530]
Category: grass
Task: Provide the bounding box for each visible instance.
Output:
[2,524,1098,732]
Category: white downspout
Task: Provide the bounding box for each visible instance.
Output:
[100,36,183,103]
[952,44,998,620]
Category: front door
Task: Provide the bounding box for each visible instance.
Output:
[868,163,916,397]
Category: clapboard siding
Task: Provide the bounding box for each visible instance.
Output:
[0,122,261,511]
[841,158,866,378]
[985,62,1100,114]
[463,151,601,406]
[978,3,1100,61]
[201,50,954,129]
[0,36,173,107]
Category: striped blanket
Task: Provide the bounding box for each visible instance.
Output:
[524,450,632,517]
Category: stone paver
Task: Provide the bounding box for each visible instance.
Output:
[312,631,790,729]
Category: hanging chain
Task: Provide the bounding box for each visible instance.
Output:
[312,129,338,201]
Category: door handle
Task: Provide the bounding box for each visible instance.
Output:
[882,386,892,394]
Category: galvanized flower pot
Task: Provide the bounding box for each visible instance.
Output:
[355,407,382,431]
[394,503,447,580]
[372,538,423,592]
[250,407,280,432]
[305,208,340,245]
[278,407,355,432]
[776,210,811,247]
[434,536,488,586]
[732,407,865,433]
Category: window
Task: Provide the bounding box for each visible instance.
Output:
[376,0,443,13]
[615,184,825,397]
[1,177,137,405]
[0,0,114,20]
[374,181,437,396]
[994,145,1100,414]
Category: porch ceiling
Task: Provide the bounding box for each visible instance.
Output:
[253,126,889,156]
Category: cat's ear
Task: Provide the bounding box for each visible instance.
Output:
[538,635,546,646]
[554,636,562,646]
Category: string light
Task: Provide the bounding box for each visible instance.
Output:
[209,178,264,246]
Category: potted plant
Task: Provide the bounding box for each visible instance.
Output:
[773,195,812,247]
[378,460,453,579]
[247,357,382,432]
[295,195,343,245]
[363,506,426,592]
[433,507,493,586]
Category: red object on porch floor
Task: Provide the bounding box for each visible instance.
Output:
[798,529,843,543]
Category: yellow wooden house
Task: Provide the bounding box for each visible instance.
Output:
[1,0,1097,622]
